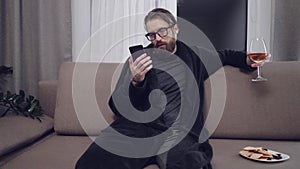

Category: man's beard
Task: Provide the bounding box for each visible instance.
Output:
[155,38,176,53]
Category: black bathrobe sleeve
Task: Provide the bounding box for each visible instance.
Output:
[189,46,254,81]
[108,59,163,123]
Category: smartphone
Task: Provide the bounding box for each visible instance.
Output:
[129,45,144,61]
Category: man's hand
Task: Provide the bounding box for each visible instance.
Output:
[129,53,153,85]
[247,53,272,68]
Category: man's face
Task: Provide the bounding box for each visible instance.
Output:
[146,18,178,53]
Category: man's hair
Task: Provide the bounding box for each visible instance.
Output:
[144,8,177,29]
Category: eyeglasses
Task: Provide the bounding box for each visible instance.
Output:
[145,24,175,41]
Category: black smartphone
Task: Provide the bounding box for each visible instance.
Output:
[129,45,144,61]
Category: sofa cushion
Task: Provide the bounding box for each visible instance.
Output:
[0,135,92,169]
[204,61,300,140]
[0,115,53,157]
[210,138,300,169]
[54,62,122,135]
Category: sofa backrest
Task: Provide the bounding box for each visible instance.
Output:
[204,61,300,140]
[54,62,122,135]
[54,61,300,140]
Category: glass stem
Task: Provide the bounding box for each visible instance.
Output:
[257,66,262,78]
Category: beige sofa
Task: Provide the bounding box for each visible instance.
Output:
[0,61,299,169]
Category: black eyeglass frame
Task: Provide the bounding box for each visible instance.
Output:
[145,24,175,41]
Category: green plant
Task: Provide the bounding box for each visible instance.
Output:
[0,66,43,121]
[0,90,43,122]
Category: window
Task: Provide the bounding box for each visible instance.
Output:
[72,0,176,62]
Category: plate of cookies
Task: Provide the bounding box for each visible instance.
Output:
[239,146,290,162]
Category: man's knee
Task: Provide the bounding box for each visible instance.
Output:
[75,155,88,169]
[75,143,104,169]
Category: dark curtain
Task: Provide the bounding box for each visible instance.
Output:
[0,0,72,96]
[273,0,300,61]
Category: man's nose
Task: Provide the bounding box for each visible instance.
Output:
[155,34,162,41]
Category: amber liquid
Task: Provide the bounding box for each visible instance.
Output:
[248,53,267,63]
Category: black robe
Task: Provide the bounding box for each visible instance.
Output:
[76,41,254,169]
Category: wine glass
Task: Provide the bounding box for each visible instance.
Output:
[248,37,268,81]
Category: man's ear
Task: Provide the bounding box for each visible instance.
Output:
[173,24,179,34]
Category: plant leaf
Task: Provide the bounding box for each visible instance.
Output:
[6,91,11,96]
[19,90,25,97]
[28,101,37,113]
[0,89,43,121]
[28,95,34,102]
[18,102,31,112]
[13,95,24,105]
[8,94,17,101]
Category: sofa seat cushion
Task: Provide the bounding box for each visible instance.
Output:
[0,115,53,157]
[210,138,300,169]
[1,135,92,169]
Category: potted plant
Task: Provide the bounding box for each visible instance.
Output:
[0,65,43,121]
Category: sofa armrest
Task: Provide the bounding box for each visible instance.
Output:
[38,80,57,118]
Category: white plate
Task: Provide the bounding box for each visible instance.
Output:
[239,149,290,163]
